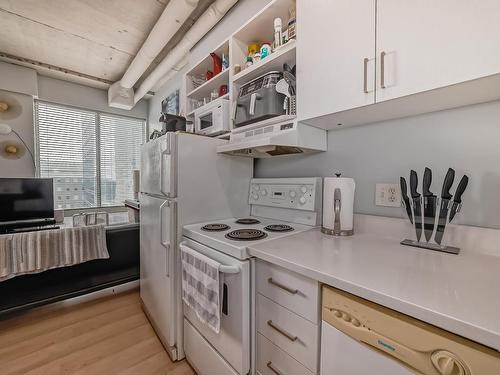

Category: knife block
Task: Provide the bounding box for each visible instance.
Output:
[400,198,460,255]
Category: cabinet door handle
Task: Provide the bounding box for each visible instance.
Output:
[267,320,298,342]
[363,58,369,93]
[268,278,299,294]
[267,361,284,375]
[380,51,387,89]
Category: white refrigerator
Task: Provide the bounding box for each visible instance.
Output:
[140,132,252,361]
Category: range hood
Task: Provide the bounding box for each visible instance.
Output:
[217,116,327,158]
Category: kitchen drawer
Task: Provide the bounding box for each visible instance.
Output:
[184,319,238,375]
[257,294,319,373]
[256,260,319,324]
[257,333,315,375]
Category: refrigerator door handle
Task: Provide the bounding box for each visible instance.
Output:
[159,200,170,277]
[160,149,170,197]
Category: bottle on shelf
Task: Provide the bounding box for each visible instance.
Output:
[260,43,271,59]
[210,53,222,75]
[245,56,253,68]
[287,6,296,40]
[273,18,283,50]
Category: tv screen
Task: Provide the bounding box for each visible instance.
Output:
[0,178,54,224]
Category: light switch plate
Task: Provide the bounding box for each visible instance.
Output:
[375,183,401,207]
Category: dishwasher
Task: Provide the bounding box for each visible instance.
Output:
[321,286,500,375]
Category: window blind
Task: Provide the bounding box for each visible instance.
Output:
[36,102,97,209]
[35,101,145,209]
[99,113,145,207]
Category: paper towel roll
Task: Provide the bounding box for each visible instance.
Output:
[322,176,355,233]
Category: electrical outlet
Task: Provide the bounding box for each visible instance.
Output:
[375,183,401,207]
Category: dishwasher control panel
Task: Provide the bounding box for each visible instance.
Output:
[321,286,500,375]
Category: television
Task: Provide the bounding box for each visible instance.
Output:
[0,178,54,226]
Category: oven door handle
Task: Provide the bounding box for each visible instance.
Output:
[179,242,240,274]
[220,265,240,274]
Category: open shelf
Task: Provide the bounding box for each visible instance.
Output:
[186,39,229,78]
[230,0,295,77]
[232,0,294,45]
[232,40,295,84]
[186,69,229,100]
[186,93,229,117]
[184,38,230,116]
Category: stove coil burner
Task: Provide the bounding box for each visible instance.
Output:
[225,229,268,241]
[235,218,261,225]
[201,223,231,232]
[264,224,294,232]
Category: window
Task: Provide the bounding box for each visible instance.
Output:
[35,101,145,209]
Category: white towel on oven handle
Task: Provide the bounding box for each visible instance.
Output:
[180,243,224,334]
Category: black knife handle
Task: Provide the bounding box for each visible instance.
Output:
[400,177,408,200]
[441,168,455,200]
[454,175,469,203]
[410,170,420,198]
[422,167,432,196]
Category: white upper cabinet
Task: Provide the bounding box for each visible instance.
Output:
[297,0,376,122]
[376,0,500,102]
[298,0,500,129]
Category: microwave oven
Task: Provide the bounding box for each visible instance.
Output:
[194,98,230,136]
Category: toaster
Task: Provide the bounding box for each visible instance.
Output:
[234,71,286,128]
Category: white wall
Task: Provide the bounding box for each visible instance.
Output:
[38,76,148,119]
[256,100,500,229]
[147,0,272,134]
[0,63,37,176]
[0,89,36,177]
[0,61,149,178]
[0,62,38,96]
[148,66,187,133]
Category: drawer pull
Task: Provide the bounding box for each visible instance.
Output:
[267,320,298,342]
[267,361,284,375]
[268,278,299,295]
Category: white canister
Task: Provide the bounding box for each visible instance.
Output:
[322,173,355,236]
[54,209,65,224]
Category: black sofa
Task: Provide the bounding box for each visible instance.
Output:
[0,223,140,316]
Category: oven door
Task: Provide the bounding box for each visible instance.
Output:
[180,237,251,375]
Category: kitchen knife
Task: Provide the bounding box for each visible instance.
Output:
[449,175,469,223]
[422,167,437,242]
[409,170,423,242]
[434,168,455,245]
[400,177,413,224]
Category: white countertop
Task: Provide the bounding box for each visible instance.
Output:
[248,215,500,351]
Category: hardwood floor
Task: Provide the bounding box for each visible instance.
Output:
[0,289,195,375]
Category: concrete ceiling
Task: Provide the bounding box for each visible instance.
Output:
[0,0,214,91]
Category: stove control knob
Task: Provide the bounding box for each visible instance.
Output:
[332,309,342,318]
[289,191,297,198]
[299,196,307,205]
[351,318,361,327]
[341,313,351,322]
[254,185,260,191]
[252,194,259,200]
[431,350,469,375]
[261,189,267,196]
[300,186,308,193]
